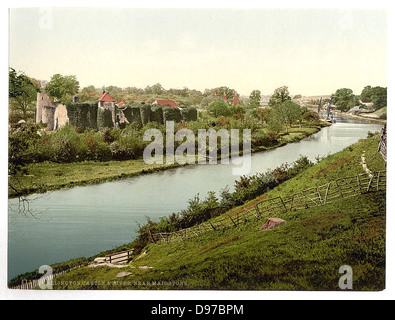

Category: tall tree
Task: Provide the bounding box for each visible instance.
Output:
[269,100,302,133]
[249,90,261,108]
[45,74,79,102]
[360,85,387,110]
[330,88,356,112]
[9,68,40,119]
[268,86,291,107]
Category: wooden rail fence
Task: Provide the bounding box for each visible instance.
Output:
[9,249,134,290]
[9,265,82,290]
[151,171,386,245]
[105,249,134,264]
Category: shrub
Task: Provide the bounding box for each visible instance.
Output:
[302,111,320,122]
[49,125,87,162]
[8,123,42,174]
[83,130,112,161]
[216,116,231,127]
[207,101,231,118]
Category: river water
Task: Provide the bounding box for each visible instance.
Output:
[7,117,382,281]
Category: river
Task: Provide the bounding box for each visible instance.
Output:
[7,117,382,281]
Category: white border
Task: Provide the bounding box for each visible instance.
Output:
[1,0,394,301]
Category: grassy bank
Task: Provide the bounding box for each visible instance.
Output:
[8,124,325,198]
[25,133,385,291]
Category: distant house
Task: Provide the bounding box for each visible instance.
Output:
[116,100,126,107]
[232,91,240,106]
[98,90,116,107]
[98,90,117,124]
[153,99,179,108]
[223,92,229,105]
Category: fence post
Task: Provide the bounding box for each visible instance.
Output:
[228,215,238,227]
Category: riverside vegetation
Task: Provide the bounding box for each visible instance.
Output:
[9,133,386,290]
[8,106,326,198]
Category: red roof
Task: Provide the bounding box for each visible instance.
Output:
[98,91,116,102]
[232,92,240,106]
[116,100,126,106]
[223,92,229,104]
[154,100,179,108]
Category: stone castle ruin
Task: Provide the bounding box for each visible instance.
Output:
[36,90,198,131]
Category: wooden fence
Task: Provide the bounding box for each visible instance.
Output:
[151,171,386,245]
[378,124,387,163]
[9,266,82,290]
[105,249,134,264]
[9,249,134,290]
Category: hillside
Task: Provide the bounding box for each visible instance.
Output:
[32,134,387,290]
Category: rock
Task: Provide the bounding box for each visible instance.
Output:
[116,272,132,278]
[260,217,286,230]
[94,257,106,264]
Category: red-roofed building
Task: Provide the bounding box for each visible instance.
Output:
[98,90,116,103]
[98,90,117,126]
[232,91,240,106]
[116,100,126,107]
[223,92,229,105]
[153,99,179,108]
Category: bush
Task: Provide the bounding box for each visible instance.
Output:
[8,123,42,174]
[83,130,112,161]
[216,116,231,127]
[49,125,87,162]
[302,111,320,122]
[110,130,146,160]
[207,101,231,118]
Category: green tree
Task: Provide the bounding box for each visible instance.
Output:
[249,90,261,108]
[256,107,271,124]
[269,100,302,133]
[268,86,291,107]
[9,68,40,119]
[209,86,236,105]
[360,86,387,110]
[45,74,80,102]
[330,88,356,112]
[207,101,231,118]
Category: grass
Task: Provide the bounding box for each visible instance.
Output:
[49,133,386,291]
[8,159,181,198]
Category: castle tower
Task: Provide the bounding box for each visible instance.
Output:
[36,92,54,123]
[97,90,117,128]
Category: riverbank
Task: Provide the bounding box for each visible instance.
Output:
[8,123,327,199]
[337,112,387,125]
[16,133,385,290]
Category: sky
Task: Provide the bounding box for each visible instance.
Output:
[8,7,388,97]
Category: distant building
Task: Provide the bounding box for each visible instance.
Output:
[232,91,240,106]
[116,100,126,107]
[153,99,179,108]
[223,92,229,105]
[98,90,117,124]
